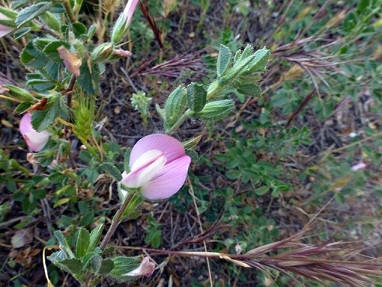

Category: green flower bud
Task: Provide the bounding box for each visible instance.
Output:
[90,43,114,63]
[111,0,139,44]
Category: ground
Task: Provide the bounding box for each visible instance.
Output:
[1,0,382,286]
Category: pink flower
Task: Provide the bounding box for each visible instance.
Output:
[121,0,139,28]
[111,0,139,43]
[121,134,191,200]
[351,162,366,171]
[125,257,155,277]
[19,113,50,152]
[0,12,14,38]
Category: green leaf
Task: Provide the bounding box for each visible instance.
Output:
[31,92,61,132]
[11,0,31,10]
[47,250,68,265]
[246,48,270,74]
[90,253,102,273]
[98,259,114,275]
[233,49,242,63]
[39,11,61,32]
[14,27,31,39]
[155,103,166,121]
[20,41,49,70]
[164,85,187,129]
[60,258,84,281]
[187,82,207,112]
[53,230,76,259]
[26,77,56,91]
[121,192,143,220]
[89,224,104,252]
[0,6,17,21]
[76,228,90,259]
[110,256,141,280]
[77,62,101,94]
[3,84,36,102]
[245,48,270,74]
[235,84,261,97]
[226,170,241,180]
[72,22,87,37]
[15,102,32,113]
[357,0,369,13]
[16,2,54,27]
[217,44,232,77]
[42,40,71,62]
[45,62,61,81]
[254,186,269,196]
[53,198,70,208]
[195,99,235,121]
[100,162,122,181]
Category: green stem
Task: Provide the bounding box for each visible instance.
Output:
[99,192,135,250]
[166,109,194,134]
[34,19,63,39]
[63,0,75,23]
[206,80,226,101]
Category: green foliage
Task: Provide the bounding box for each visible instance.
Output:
[144,215,162,248]
[130,91,152,127]
[2,0,382,286]
[216,44,232,77]
[187,82,207,112]
[164,85,188,129]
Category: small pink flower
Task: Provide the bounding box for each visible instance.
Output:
[19,113,50,152]
[125,257,155,277]
[351,162,366,171]
[111,0,139,43]
[121,134,191,200]
[0,13,14,38]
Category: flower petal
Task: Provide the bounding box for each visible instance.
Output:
[0,24,13,38]
[141,155,191,200]
[125,257,155,277]
[20,113,50,152]
[129,134,186,167]
[122,150,166,188]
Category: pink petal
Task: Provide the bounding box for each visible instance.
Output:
[126,257,155,277]
[123,0,139,27]
[121,150,166,188]
[129,134,186,167]
[0,24,13,38]
[141,155,191,200]
[351,162,366,171]
[20,113,50,152]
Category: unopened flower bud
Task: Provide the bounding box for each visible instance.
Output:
[111,0,139,44]
[113,49,133,58]
[90,43,114,63]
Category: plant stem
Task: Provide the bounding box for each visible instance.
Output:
[166,109,194,134]
[34,19,63,39]
[63,0,75,23]
[99,192,134,250]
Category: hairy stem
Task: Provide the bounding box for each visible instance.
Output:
[166,109,194,134]
[63,0,75,23]
[99,192,134,250]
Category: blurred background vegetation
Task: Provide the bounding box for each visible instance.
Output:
[1,0,382,286]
